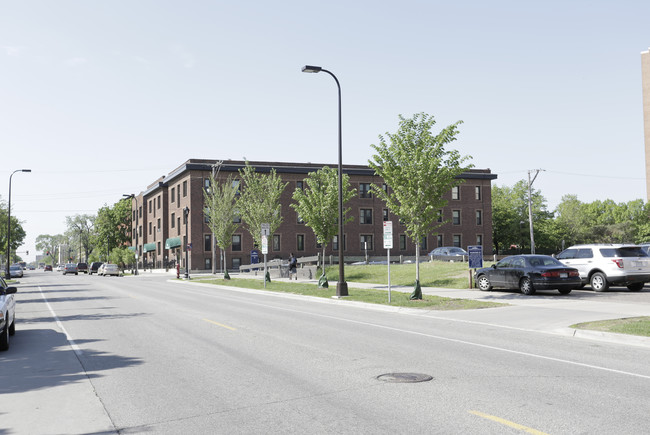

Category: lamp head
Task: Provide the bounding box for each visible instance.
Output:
[302,65,322,73]
[22,169,31,173]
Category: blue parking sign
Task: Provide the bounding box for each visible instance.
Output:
[468,245,483,269]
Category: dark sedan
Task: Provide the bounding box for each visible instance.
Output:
[475,255,581,295]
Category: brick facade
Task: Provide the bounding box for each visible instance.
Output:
[128,159,497,271]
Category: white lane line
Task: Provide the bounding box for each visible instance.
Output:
[38,286,83,356]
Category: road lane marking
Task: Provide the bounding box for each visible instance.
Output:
[469,411,549,434]
[202,318,236,331]
[38,286,83,356]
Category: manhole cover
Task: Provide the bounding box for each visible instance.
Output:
[376,373,433,383]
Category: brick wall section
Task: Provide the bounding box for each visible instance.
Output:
[129,159,496,271]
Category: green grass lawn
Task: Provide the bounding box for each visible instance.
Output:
[571,317,650,337]
[194,260,503,311]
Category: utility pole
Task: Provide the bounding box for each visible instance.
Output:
[528,169,545,254]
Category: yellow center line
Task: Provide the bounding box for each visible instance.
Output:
[469,411,549,435]
[202,318,236,331]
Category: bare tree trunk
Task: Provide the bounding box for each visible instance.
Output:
[416,243,420,282]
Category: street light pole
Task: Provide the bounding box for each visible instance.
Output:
[184,206,190,279]
[302,65,348,297]
[5,169,31,279]
[123,194,139,275]
[527,169,544,254]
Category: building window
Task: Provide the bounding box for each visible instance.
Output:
[333,235,346,251]
[204,178,211,190]
[232,257,241,269]
[171,213,175,228]
[233,212,241,224]
[360,235,373,251]
[138,226,142,238]
[360,208,373,224]
[437,234,443,247]
[273,234,280,251]
[232,234,242,251]
[382,183,388,193]
[475,186,481,201]
[420,236,427,251]
[297,213,304,224]
[158,242,161,255]
[204,207,210,224]
[452,186,460,200]
[149,222,152,235]
[157,218,161,231]
[204,234,211,252]
[171,188,175,203]
[476,210,482,226]
[148,200,152,213]
[177,217,181,235]
[183,180,188,197]
[296,181,304,190]
[157,196,161,209]
[138,206,142,218]
[476,234,483,246]
[132,210,136,221]
[205,257,211,270]
[177,185,180,205]
[383,209,389,222]
[399,234,407,251]
[437,210,443,223]
[232,179,241,195]
[452,210,461,225]
[297,234,305,251]
[360,183,372,198]
[453,235,461,248]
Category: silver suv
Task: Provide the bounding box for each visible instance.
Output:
[556,244,650,291]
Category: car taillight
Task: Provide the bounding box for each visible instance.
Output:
[569,270,580,277]
[612,259,624,268]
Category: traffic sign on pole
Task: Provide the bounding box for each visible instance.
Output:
[383,221,393,249]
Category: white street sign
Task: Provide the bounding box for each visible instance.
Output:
[383,221,393,249]
[261,235,268,254]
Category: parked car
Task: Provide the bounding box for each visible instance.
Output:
[56,264,65,272]
[44,265,53,271]
[0,276,17,351]
[89,262,103,275]
[9,265,23,278]
[76,262,88,274]
[428,247,468,257]
[63,263,78,275]
[475,254,580,295]
[556,244,650,292]
[100,263,119,277]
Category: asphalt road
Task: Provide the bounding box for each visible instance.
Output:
[3,271,650,434]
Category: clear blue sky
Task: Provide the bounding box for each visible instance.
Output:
[2,1,649,262]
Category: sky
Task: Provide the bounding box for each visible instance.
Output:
[2,0,650,263]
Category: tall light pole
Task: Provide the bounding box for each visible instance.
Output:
[184,206,190,279]
[527,169,544,254]
[5,169,31,279]
[302,65,348,297]
[123,194,139,275]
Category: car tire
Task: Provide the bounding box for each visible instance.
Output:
[627,282,644,291]
[558,288,572,295]
[8,319,15,336]
[0,320,9,351]
[477,275,492,291]
[75,272,78,275]
[519,277,535,295]
[590,272,609,292]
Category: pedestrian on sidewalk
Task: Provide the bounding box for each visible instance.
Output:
[289,253,297,280]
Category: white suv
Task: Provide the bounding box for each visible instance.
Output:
[557,244,650,292]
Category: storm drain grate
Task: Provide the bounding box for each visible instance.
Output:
[376,373,433,383]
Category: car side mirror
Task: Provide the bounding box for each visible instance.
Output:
[491,264,497,269]
[5,287,17,294]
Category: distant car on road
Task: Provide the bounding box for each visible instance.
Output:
[76,262,88,273]
[56,264,64,272]
[63,263,78,275]
[557,244,650,292]
[44,265,53,271]
[0,276,17,351]
[100,263,119,277]
[475,254,580,295]
[89,262,103,275]
[9,265,23,278]
[428,247,468,257]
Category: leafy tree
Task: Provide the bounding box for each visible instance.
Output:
[237,162,288,250]
[368,113,473,298]
[290,166,356,276]
[94,198,131,261]
[65,214,95,262]
[203,169,241,274]
[35,234,68,264]
[0,197,27,263]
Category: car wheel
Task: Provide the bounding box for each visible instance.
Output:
[0,320,9,351]
[519,277,536,295]
[590,272,609,292]
[8,319,15,336]
[558,288,572,295]
[75,272,78,275]
[477,275,492,291]
[627,282,644,291]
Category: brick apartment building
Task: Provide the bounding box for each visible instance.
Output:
[127,159,497,272]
